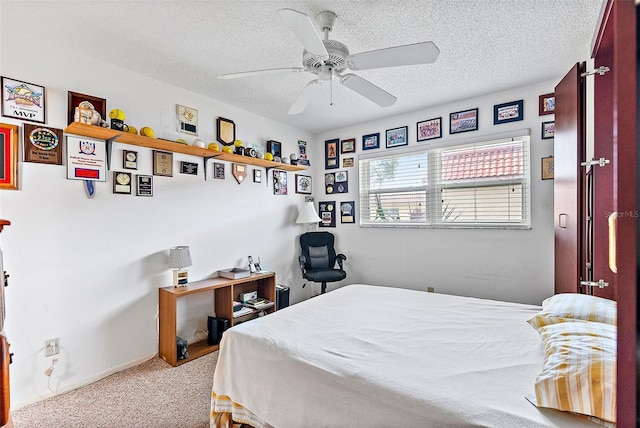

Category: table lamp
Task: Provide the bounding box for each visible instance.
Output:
[169,246,192,287]
[295,201,322,231]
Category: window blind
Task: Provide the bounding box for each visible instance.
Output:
[359,134,530,228]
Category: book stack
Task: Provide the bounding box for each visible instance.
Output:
[244,298,274,310]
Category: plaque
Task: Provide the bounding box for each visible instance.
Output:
[136,175,153,196]
[180,161,198,175]
[23,124,63,165]
[123,150,137,170]
[153,150,173,177]
[232,163,247,184]
[216,117,235,146]
[113,171,132,194]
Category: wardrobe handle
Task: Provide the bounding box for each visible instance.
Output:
[558,213,568,228]
[608,212,617,273]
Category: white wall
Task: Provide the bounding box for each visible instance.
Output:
[1,37,316,408]
[313,80,557,305]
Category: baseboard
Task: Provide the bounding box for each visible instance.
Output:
[11,352,159,411]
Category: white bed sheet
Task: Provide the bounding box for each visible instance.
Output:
[211,284,599,427]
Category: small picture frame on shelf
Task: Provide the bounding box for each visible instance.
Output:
[177,104,198,135]
[267,140,282,158]
[216,117,235,146]
[67,91,106,126]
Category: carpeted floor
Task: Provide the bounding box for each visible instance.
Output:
[10,351,218,428]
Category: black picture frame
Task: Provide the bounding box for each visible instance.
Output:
[362,133,380,151]
[67,91,106,126]
[152,150,173,177]
[113,171,132,194]
[180,161,198,175]
[341,138,356,154]
[318,201,336,227]
[267,140,282,159]
[385,126,408,148]
[123,150,137,170]
[295,174,312,194]
[325,171,348,194]
[340,201,356,224]
[213,162,225,179]
[417,117,442,141]
[450,108,478,134]
[494,100,524,125]
[216,117,235,146]
[325,138,339,169]
[539,93,555,116]
[253,169,262,183]
[541,121,555,139]
[136,175,153,196]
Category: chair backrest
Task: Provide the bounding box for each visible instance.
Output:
[300,232,337,270]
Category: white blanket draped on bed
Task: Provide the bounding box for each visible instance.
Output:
[211,284,599,427]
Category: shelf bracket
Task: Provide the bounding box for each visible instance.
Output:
[203,156,216,181]
[105,135,120,171]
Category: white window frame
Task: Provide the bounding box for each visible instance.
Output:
[358,130,531,229]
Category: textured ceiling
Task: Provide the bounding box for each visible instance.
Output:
[3,0,603,134]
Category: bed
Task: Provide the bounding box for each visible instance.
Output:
[210,284,616,427]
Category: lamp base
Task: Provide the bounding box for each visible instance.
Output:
[173,269,189,287]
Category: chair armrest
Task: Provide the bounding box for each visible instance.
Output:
[298,254,307,274]
[336,253,346,270]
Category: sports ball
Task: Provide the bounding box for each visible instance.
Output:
[222,146,233,154]
[140,127,155,138]
[127,126,138,134]
[265,152,274,161]
[109,109,126,121]
[208,143,220,151]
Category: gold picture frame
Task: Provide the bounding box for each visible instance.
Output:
[541,156,554,180]
[153,150,173,177]
[216,117,235,146]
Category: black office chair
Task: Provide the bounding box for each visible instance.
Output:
[299,231,346,294]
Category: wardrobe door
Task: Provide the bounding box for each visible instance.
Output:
[553,62,585,294]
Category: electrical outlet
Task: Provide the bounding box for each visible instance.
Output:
[45,338,59,357]
[427,287,435,293]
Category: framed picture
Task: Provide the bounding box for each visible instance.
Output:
[541,156,554,180]
[416,117,442,141]
[180,161,198,175]
[66,136,106,181]
[325,171,348,194]
[67,91,106,126]
[23,124,63,165]
[136,175,153,196]
[542,121,555,139]
[341,138,356,154]
[343,157,354,168]
[325,138,339,169]
[123,150,138,170]
[273,170,287,195]
[1,76,46,124]
[176,104,198,135]
[450,108,478,134]
[267,140,282,159]
[253,169,262,183]
[0,123,18,190]
[113,171,132,194]
[216,117,235,146]
[152,150,173,177]
[494,100,524,125]
[539,93,555,116]
[362,133,380,151]
[318,201,336,227]
[214,162,225,179]
[295,174,312,194]
[386,126,408,148]
[340,201,355,224]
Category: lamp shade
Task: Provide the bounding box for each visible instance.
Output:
[295,201,322,224]
[169,246,192,269]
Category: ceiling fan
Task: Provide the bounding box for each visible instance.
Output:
[218,8,440,115]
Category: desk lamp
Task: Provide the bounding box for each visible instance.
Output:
[169,246,192,287]
[295,201,322,231]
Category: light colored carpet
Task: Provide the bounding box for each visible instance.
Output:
[10,351,218,428]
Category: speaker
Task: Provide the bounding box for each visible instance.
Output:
[216,318,230,343]
[276,285,290,310]
[207,316,218,345]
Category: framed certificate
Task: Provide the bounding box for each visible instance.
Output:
[153,150,173,177]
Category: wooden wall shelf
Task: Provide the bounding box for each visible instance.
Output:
[63,123,307,179]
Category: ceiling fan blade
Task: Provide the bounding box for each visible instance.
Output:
[218,67,305,80]
[340,74,397,108]
[289,79,321,115]
[346,41,440,71]
[277,8,329,58]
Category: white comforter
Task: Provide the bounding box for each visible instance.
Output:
[211,284,598,427]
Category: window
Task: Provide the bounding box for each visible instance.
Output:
[359,133,530,228]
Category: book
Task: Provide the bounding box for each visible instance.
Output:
[232,306,254,318]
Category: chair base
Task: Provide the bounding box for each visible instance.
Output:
[321,282,327,294]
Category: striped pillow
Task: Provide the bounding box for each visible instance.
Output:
[527,293,616,329]
[533,320,617,422]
